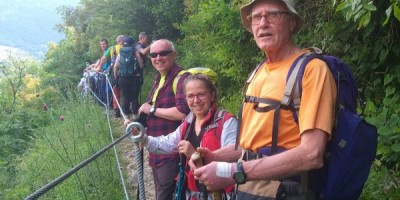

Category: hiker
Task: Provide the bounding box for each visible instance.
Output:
[94,39,112,105]
[113,36,141,116]
[88,39,110,72]
[132,39,191,200]
[128,74,238,199]
[192,0,337,199]
[135,32,150,69]
[98,35,125,117]
[130,32,150,115]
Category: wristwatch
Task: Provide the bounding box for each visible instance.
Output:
[233,162,247,184]
[149,106,156,117]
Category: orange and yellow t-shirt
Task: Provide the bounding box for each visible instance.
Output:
[239,51,337,152]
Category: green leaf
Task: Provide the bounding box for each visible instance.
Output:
[383,5,392,26]
[363,1,377,12]
[379,126,392,136]
[385,86,395,97]
[384,74,393,85]
[354,9,366,21]
[391,143,400,152]
[336,1,349,12]
[360,11,371,28]
[394,4,400,21]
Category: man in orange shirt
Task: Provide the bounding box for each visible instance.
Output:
[192,0,337,199]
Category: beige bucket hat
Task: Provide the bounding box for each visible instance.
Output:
[240,0,304,33]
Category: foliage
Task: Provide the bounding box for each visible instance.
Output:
[1,84,128,199]
[178,0,260,112]
[360,163,400,199]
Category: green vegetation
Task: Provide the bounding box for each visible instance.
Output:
[1,0,400,199]
[0,56,131,199]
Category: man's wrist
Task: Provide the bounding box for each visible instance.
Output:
[216,162,233,178]
[149,106,157,117]
[232,162,247,184]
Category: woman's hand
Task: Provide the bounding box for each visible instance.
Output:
[124,119,140,136]
[177,140,196,158]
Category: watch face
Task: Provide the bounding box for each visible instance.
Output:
[150,107,155,113]
[233,172,246,184]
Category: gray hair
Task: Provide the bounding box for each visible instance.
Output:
[116,35,125,43]
[138,32,147,40]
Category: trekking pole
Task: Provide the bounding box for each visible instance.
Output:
[127,122,146,200]
[175,154,185,200]
[191,152,223,200]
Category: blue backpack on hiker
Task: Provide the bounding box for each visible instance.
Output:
[118,46,137,77]
[283,47,378,199]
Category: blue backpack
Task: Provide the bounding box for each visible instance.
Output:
[284,47,378,199]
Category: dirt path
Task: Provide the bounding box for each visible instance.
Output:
[119,133,155,199]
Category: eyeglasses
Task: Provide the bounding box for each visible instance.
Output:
[186,92,210,102]
[149,50,173,58]
[247,10,292,25]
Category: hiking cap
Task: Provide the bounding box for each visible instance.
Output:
[124,37,134,46]
[240,0,303,34]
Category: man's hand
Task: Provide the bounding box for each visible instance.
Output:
[138,103,152,115]
[193,161,235,191]
[196,147,217,164]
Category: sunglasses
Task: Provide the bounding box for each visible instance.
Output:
[149,50,173,58]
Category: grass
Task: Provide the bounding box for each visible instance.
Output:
[1,89,130,200]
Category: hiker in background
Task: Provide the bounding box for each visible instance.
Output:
[135,32,150,69]
[113,36,140,116]
[88,39,110,72]
[128,74,238,199]
[98,35,125,117]
[81,39,110,99]
[131,32,150,116]
[93,39,111,105]
[192,0,337,199]
[132,39,191,200]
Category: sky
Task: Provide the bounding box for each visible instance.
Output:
[0,0,79,60]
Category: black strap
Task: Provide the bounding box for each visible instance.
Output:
[235,103,244,150]
[271,104,281,155]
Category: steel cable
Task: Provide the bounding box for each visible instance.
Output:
[24,130,132,200]
[104,74,130,200]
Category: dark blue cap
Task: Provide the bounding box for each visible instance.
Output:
[124,37,134,46]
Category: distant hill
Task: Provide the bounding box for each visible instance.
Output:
[0,46,30,61]
[0,0,79,60]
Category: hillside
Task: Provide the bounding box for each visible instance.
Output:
[0,0,79,59]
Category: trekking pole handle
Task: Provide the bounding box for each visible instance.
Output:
[191,152,223,200]
[127,122,145,143]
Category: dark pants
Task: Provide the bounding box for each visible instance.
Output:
[152,158,180,200]
[131,74,142,114]
[101,75,113,106]
[96,74,112,106]
[118,76,135,115]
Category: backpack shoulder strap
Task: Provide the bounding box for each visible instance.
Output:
[172,70,188,95]
[243,58,268,94]
[282,47,324,113]
[205,110,232,141]
[281,53,310,107]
